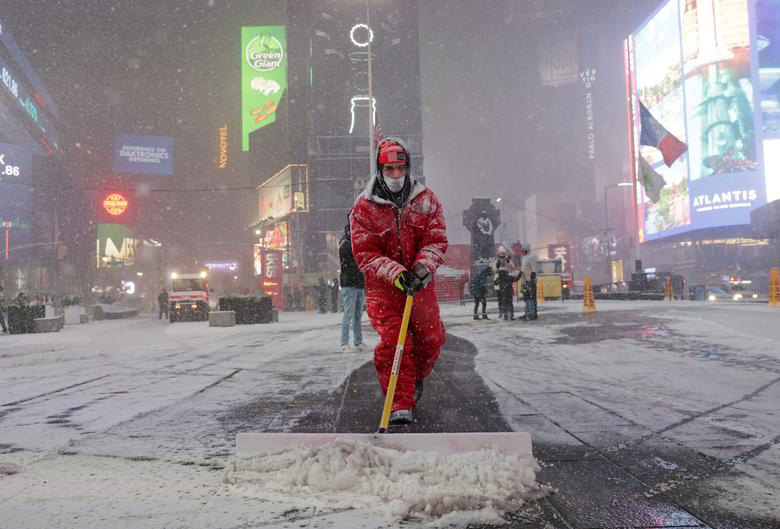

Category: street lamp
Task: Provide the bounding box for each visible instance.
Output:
[604,182,633,232]
[603,182,633,284]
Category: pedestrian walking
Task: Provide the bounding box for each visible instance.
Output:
[520,242,539,290]
[158,288,169,319]
[0,287,8,333]
[317,277,328,314]
[521,271,538,320]
[470,266,493,320]
[329,278,339,313]
[339,220,367,352]
[350,137,448,425]
[493,248,519,320]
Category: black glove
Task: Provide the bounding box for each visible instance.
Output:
[394,271,416,293]
[412,264,432,290]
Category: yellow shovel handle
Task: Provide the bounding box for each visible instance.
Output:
[378,294,414,432]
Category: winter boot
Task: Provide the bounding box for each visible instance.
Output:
[473,314,480,320]
[414,379,424,403]
[389,409,413,425]
[482,313,489,320]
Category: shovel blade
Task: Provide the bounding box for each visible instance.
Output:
[236,432,532,457]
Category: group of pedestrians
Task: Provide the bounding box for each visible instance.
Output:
[469,243,539,321]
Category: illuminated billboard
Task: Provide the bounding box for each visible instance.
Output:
[258,166,292,220]
[96,223,137,268]
[0,18,60,153]
[113,134,174,176]
[204,260,239,273]
[0,143,32,254]
[241,26,287,151]
[626,0,776,241]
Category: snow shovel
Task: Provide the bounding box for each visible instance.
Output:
[236,293,532,457]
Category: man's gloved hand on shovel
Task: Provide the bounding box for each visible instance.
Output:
[393,264,432,294]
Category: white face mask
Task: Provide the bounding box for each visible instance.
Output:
[383,175,405,193]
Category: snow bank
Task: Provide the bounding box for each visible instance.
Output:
[224,439,546,525]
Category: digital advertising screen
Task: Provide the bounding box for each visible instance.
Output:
[0,142,32,242]
[626,0,777,242]
[113,134,174,176]
[241,26,287,152]
[0,18,60,154]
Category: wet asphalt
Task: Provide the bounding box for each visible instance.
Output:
[223,310,778,529]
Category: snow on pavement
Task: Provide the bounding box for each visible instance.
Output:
[2,302,779,526]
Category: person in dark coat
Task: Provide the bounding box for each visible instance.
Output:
[339,221,367,351]
[493,250,519,321]
[0,286,8,333]
[521,271,538,320]
[469,267,493,320]
[157,288,169,320]
[317,277,328,314]
[329,278,340,313]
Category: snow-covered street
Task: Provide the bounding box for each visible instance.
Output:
[1,301,779,528]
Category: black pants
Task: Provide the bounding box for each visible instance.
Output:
[159,304,168,319]
[498,288,514,319]
[473,295,486,316]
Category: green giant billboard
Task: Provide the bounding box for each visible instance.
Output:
[241,26,287,151]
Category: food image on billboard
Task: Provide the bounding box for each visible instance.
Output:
[241,26,287,151]
[113,134,174,176]
[627,0,771,241]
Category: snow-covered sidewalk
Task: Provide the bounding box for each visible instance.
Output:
[1,302,778,527]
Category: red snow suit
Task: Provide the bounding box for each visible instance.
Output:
[350,179,448,412]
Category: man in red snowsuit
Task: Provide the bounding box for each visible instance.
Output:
[350,137,448,425]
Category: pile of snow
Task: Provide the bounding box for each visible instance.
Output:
[224,439,546,525]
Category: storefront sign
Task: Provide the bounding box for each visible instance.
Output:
[204,260,239,273]
[242,26,287,151]
[547,243,570,273]
[580,68,596,161]
[257,248,284,309]
[218,125,228,169]
[102,193,128,216]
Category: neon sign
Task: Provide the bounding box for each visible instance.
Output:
[103,193,129,216]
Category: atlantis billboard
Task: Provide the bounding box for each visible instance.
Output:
[626,0,778,241]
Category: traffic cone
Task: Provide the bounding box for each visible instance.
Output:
[583,276,596,312]
[536,278,545,305]
[770,267,780,308]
